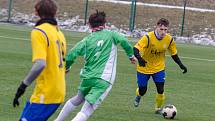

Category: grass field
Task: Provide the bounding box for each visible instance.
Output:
[0,23,215,121]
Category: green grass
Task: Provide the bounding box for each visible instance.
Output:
[0,23,215,121]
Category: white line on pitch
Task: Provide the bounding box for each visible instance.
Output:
[1,35,215,62]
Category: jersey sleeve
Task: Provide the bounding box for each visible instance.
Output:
[134,35,149,52]
[66,39,86,68]
[168,38,177,55]
[31,29,48,62]
[112,31,133,57]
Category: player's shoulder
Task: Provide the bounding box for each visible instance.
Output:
[32,23,61,38]
[102,29,111,33]
[141,31,153,39]
[139,31,152,40]
[32,24,47,34]
[166,33,173,38]
[148,31,154,35]
[103,29,119,35]
[164,33,175,45]
[166,33,172,37]
[33,23,53,32]
[93,29,119,38]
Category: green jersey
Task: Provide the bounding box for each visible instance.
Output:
[66,29,133,84]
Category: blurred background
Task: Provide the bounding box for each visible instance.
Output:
[0,0,215,44]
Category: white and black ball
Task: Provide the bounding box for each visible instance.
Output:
[162,104,177,119]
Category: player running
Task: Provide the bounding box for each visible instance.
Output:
[133,18,187,114]
[54,10,136,121]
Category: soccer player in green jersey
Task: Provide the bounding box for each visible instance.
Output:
[133,18,187,114]
[13,0,67,120]
[54,10,136,121]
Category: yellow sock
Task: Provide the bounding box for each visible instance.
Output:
[155,93,165,109]
[136,88,140,96]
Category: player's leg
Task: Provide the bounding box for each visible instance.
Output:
[20,101,60,121]
[54,91,85,121]
[152,70,165,114]
[72,78,111,121]
[55,78,95,121]
[134,71,150,107]
[20,101,31,120]
[154,82,165,114]
[71,101,97,121]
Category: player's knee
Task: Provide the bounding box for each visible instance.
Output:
[70,95,84,106]
[155,82,164,94]
[157,88,164,94]
[139,87,147,96]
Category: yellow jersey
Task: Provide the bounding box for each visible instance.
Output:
[134,31,177,74]
[30,23,66,104]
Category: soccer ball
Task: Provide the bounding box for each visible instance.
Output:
[162,104,177,119]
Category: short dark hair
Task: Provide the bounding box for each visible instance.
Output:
[35,0,57,18]
[89,10,106,28]
[157,18,169,27]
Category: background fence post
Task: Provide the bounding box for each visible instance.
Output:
[7,0,13,22]
[180,0,187,36]
[84,0,89,25]
[129,0,137,32]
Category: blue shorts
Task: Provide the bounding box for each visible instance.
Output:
[137,70,165,87]
[20,101,60,121]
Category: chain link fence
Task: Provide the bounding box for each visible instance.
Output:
[0,0,215,44]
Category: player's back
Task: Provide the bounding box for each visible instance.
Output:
[80,29,118,83]
[30,23,66,104]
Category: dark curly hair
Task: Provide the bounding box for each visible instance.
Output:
[89,10,106,28]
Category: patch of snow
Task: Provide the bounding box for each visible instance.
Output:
[0,9,215,46]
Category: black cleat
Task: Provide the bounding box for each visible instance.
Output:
[134,96,141,107]
[155,108,163,115]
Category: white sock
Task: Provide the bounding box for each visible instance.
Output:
[55,100,77,121]
[71,112,88,121]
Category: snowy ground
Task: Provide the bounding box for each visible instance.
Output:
[0,0,215,46]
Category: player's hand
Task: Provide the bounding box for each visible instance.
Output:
[138,59,147,67]
[179,64,187,74]
[13,82,27,107]
[13,97,20,107]
[129,56,137,64]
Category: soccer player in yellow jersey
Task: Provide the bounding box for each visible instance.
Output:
[133,18,187,114]
[12,0,66,120]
